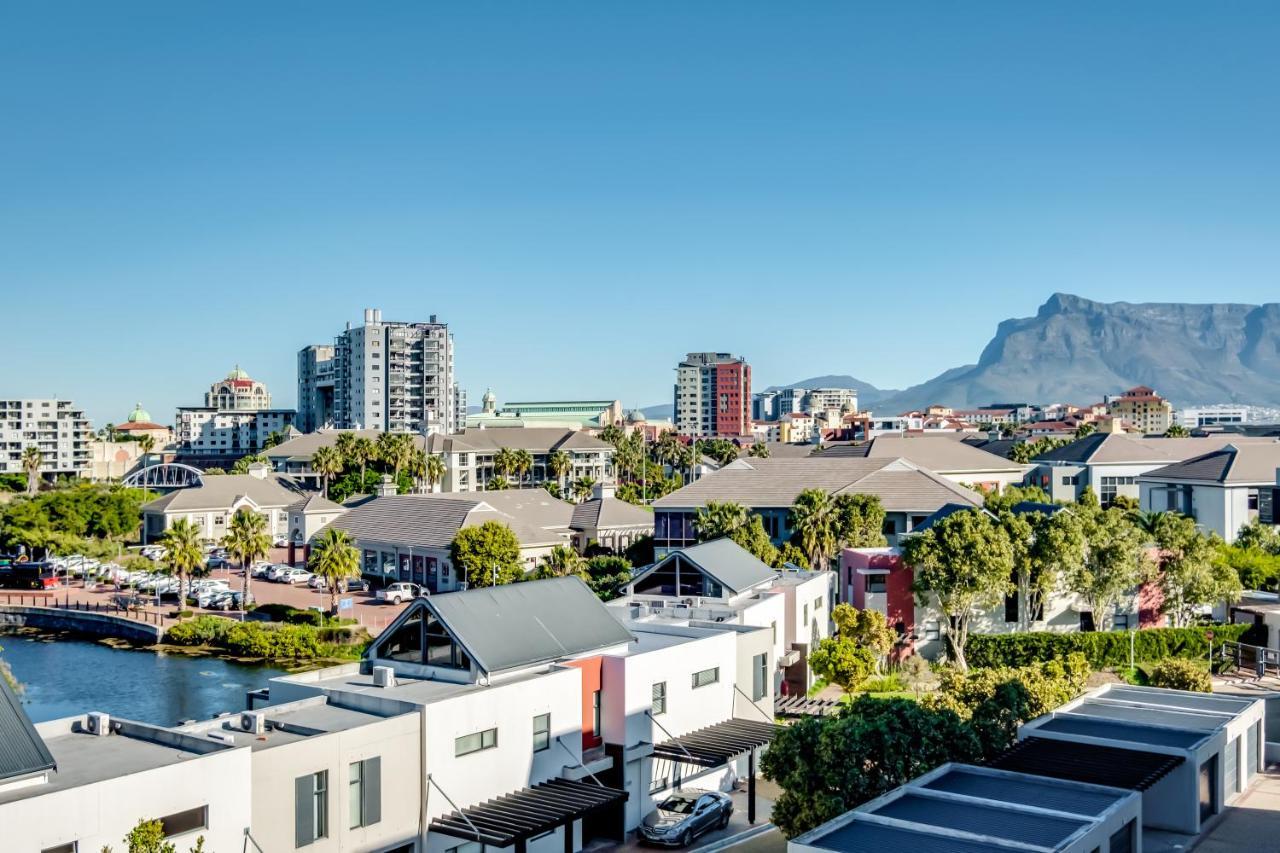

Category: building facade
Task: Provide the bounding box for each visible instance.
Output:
[205,365,273,410]
[296,344,336,432]
[0,398,92,481]
[174,407,296,458]
[1106,386,1175,434]
[674,352,751,438]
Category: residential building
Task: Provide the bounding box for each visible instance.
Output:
[1175,404,1280,429]
[0,397,92,481]
[790,763,1141,853]
[174,405,296,459]
[1028,432,1278,507]
[1138,441,1280,541]
[651,456,984,554]
[829,435,1027,492]
[674,352,751,438]
[752,388,855,423]
[805,387,858,414]
[297,344,336,432]
[422,428,614,493]
[466,391,625,431]
[113,402,173,446]
[570,484,655,553]
[752,390,779,422]
[301,307,461,435]
[205,365,273,410]
[621,409,675,442]
[1106,386,1175,434]
[141,464,310,542]
[86,438,147,481]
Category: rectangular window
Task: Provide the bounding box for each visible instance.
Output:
[455,728,498,757]
[41,845,77,853]
[864,574,887,594]
[692,667,720,689]
[803,603,809,624]
[651,682,667,715]
[813,596,823,611]
[752,652,768,701]
[592,690,601,736]
[157,806,207,838]
[295,771,328,847]
[348,756,381,829]
[533,713,551,752]
[924,620,940,641]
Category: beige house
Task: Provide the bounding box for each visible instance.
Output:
[570,485,655,552]
[286,495,349,544]
[1106,385,1175,434]
[141,465,310,542]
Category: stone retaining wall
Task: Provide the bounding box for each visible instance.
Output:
[0,605,163,643]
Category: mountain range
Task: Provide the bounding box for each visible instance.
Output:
[641,294,1280,417]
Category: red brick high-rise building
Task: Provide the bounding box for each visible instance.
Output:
[674,352,751,438]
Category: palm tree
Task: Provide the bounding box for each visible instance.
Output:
[312,446,344,499]
[512,448,533,487]
[1164,423,1189,438]
[334,431,358,467]
[493,448,517,485]
[748,442,770,458]
[424,453,446,493]
[309,527,361,614]
[137,433,156,466]
[486,476,510,491]
[547,450,572,495]
[21,445,42,494]
[572,476,595,503]
[222,508,270,612]
[350,435,376,484]
[160,518,203,604]
[694,500,749,541]
[1074,422,1097,439]
[791,488,839,568]
[405,447,428,493]
[376,432,413,480]
[537,544,586,579]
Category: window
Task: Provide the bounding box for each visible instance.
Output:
[651,682,667,715]
[813,596,823,611]
[533,713,551,752]
[803,603,809,624]
[752,653,768,701]
[295,771,328,847]
[455,728,498,757]
[882,518,898,536]
[692,667,719,689]
[1249,489,1260,512]
[157,806,207,838]
[592,690,601,736]
[348,756,381,829]
[864,574,886,594]
[1061,474,1075,486]
[41,845,76,853]
[1099,476,1135,507]
[1114,613,1131,630]
[924,620,940,641]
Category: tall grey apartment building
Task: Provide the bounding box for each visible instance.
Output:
[0,398,93,480]
[298,308,462,434]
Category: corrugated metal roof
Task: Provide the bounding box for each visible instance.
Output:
[1036,714,1207,749]
[922,767,1123,817]
[0,678,56,783]
[989,737,1183,791]
[873,793,1087,848]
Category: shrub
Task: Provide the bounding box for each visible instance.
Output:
[165,615,233,646]
[223,622,323,658]
[965,624,1250,669]
[252,603,293,622]
[1148,658,1212,692]
[284,609,325,627]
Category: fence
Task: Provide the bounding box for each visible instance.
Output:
[0,592,170,627]
[1218,640,1280,677]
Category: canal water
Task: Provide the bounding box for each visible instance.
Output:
[0,631,288,725]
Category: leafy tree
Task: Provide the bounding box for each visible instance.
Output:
[1217,543,1280,592]
[486,475,510,491]
[1153,514,1241,627]
[544,481,563,499]
[311,445,344,499]
[202,467,226,475]
[623,534,655,566]
[777,542,810,568]
[762,698,982,838]
[899,654,937,697]
[702,438,741,467]
[536,544,587,579]
[1006,509,1087,631]
[511,448,534,487]
[584,555,633,600]
[831,604,894,661]
[571,476,595,502]
[1065,506,1150,630]
[727,515,781,567]
[833,493,887,548]
[983,484,1051,514]
[376,432,414,479]
[809,638,876,693]
[159,518,204,603]
[101,817,206,853]
[598,423,625,447]
[493,447,516,484]
[309,527,361,612]
[902,508,1014,670]
[694,500,749,541]
[262,430,287,450]
[1236,521,1280,555]
[450,521,523,587]
[1074,422,1096,439]
[1164,423,1190,437]
[22,445,42,494]
[1148,658,1210,692]
[222,508,270,610]
[790,488,839,568]
[748,442,770,458]
[137,433,156,463]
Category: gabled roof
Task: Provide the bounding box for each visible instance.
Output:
[651,457,983,513]
[0,678,56,783]
[287,494,346,514]
[633,538,776,593]
[861,436,1025,474]
[909,503,993,533]
[142,473,310,513]
[571,496,655,531]
[418,577,635,673]
[1142,441,1280,485]
[1035,433,1275,466]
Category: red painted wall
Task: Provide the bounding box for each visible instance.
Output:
[1138,579,1167,628]
[840,548,916,659]
[565,656,603,748]
[713,361,750,437]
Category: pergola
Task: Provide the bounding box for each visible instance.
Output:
[650,718,778,824]
[429,777,627,853]
[774,695,842,717]
[989,736,1185,790]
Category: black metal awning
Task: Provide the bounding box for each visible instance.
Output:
[651,718,777,768]
[775,695,843,717]
[988,736,1185,791]
[429,777,627,847]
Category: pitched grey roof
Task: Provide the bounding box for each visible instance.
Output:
[0,678,55,783]
[636,538,776,593]
[423,577,635,673]
[1142,441,1280,484]
[142,473,310,513]
[424,428,611,454]
[287,495,346,514]
[571,497,655,531]
[652,457,983,513]
[1035,433,1275,466]
[862,436,1025,474]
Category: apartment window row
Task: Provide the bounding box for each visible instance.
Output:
[296,758,382,848]
[42,806,208,853]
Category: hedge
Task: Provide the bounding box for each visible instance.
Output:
[966,623,1252,669]
[165,615,353,660]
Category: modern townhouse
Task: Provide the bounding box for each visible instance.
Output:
[1027,429,1278,507]
[651,456,984,555]
[1138,441,1280,542]
[0,397,93,482]
[140,463,310,542]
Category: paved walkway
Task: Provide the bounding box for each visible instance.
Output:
[1193,769,1280,852]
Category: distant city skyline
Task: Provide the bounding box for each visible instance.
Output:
[4,4,1279,425]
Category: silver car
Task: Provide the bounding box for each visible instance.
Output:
[639,790,732,847]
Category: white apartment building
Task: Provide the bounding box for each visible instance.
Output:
[301,308,462,436]
[175,406,296,457]
[1139,441,1280,543]
[0,398,93,481]
[205,365,273,410]
[1178,404,1252,429]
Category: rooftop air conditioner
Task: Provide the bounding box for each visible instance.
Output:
[86,712,111,737]
[240,711,266,735]
[373,665,397,689]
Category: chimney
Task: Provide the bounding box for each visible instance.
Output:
[247,462,270,480]
[372,666,396,688]
[592,482,615,501]
[364,308,374,324]
[376,475,397,497]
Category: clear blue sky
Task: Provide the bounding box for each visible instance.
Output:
[3,2,1278,425]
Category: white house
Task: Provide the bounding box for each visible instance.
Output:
[140,464,310,542]
[1139,442,1280,542]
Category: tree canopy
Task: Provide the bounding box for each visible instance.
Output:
[450,521,524,587]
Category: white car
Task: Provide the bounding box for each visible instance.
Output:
[376,582,425,604]
[266,564,294,581]
[279,568,313,584]
[273,536,289,547]
[307,574,328,589]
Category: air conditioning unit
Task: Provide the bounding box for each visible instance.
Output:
[240,711,266,735]
[372,665,396,688]
[86,712,111,736]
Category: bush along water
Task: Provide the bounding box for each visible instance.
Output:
[164,615,366,661]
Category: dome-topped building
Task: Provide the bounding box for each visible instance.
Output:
[205,365,272,411]
[113,402,172,445]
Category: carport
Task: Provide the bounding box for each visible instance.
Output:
[650,718,777,824]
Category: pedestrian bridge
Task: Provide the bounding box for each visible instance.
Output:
[123,462,205,490]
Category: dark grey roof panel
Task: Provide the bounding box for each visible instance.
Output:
[1037,715,1206,748]
[426,577,634,673]
[810,820,1015,853]
[0,678,56,782]
[873,793,1087,847]
[1104,686,1253,714]
[922,768,1122,817]
[1070,700,1224,731]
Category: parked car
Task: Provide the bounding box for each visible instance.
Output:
[206,556,232,570]
[249,561,273,578]
[376,582,425,604]
[266,564,294,581]
[208,590,253,610]
[273,536,289,547]
[278,568,313,585]
[639,791,733,847]
[344,577,371,593]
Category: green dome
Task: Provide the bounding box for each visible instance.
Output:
[128,402,151,423]
[227,365,251,380]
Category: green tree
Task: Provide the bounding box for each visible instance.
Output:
[137,433,156,465]
[335,431,358,466]
[230,453,268,475]
[1217,543,1280,591]
[536,544,587,579]
[1065,505,1149,630]
[809,638,876,693]
[584,555,633,601]
[1236,521,1280,554]
[599,423,625,447]
[571,476,595,502]
[1153,514,1241,627]
[376,432,414,480]
[21,445,42,494]
[547,450,572,494]
[694,500,749,541]
[350,435,377,483]
[309,527,361,613]
[493,447,517,485]
[222,507,270,611]
[727,515,781,567]
[899,655,937,697]
[486,475,510,491]
[102,817,206,853]
[1164,423,1189,437]
[1074,422,1096,439]
[262,430,286,450]
[1148,658,1211,692]
[703,438,741,467]
[748,442,770,458]
[831,603,895,661]
[790,488,839,568]
[159,518,204,604]
[511,448,534,487]
[983,484,1050,514]
[311,445,344,499]
[777,542,810,568]
[902,508,1014,670]
[833,493,887,548]
[423,453,446,493]
[450,521,523,587]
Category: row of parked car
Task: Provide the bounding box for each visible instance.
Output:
[245,562,371,592]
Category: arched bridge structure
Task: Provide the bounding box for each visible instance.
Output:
[123,463,205,490]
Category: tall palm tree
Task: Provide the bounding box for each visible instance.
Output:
[334,431,358,467]
[350,435,376,484]
[572,476,595,503]
[791,488,838,569]
[405,447,428,493]
[547,450,572,495]
[493,448,517,485]
[694,500,749,541]
[21,446,43,494]
[137,434,156,467]
[160,518,204,604]
[222,508,270,611]
[537,544,586,579]
[424,453,446,493]
[311,446,344,499]
[309,527,361,614]
[512,448,533,487]
[376,432,413,480]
